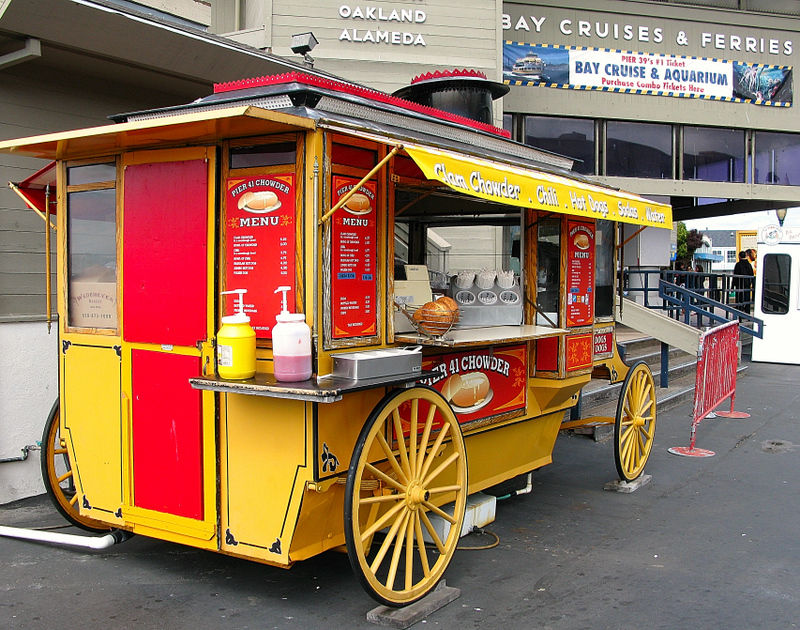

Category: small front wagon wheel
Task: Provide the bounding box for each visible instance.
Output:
[41,400,112,532]
[345,386,467,607]
[614,361,657,482]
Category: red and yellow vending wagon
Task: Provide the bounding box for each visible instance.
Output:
[3,70,671,607]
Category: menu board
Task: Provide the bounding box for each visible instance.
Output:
[225,174,296,338]
[420,344,527,425]
[331,176,378,339]
[566,220,595,327]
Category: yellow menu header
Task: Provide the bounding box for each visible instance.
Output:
[404,145,672,228]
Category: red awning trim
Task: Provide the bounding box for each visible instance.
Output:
[10,161,57,217]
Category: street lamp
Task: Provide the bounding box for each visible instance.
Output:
[776,207,788,226]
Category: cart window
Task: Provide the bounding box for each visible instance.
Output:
[67,162,115,186]
[595,220,615,318]
[67,188,117,329]
[230,142,296,169]
[332,143,377,169]
[537,218,561,326]
[761,253,791,315]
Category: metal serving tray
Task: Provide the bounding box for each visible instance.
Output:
[331,346,422,381]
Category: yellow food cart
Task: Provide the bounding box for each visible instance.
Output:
[3,69,670,607]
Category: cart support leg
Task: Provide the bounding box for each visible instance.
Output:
[660,342,669,388]
[569,391,582,422]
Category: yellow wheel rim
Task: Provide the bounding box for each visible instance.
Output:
[614,362,657,482]
[345,386,467,607]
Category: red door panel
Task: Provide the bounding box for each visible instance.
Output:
[123,160,208,347]
[131,349,203,520]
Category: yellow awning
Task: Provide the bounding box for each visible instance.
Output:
[404,144,672,228]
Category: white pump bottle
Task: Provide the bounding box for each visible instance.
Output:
[272,286,312,382]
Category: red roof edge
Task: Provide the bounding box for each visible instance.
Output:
[213,72,511,138]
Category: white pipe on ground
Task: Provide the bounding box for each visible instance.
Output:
[0,525,132,550]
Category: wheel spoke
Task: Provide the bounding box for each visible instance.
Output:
[359,492,404,505]
[56,470,73,484]
[422,451,460,488]
[385,510,411,588]
[365,462,406,493]
[54,448,68,455]
[426,484,462,496]
[423,500,457,525]
[419,423,450,483]
[392,409,412,479]
[405,512,415,591]
[419,508,446,553]
[362,499,406,542]
[370,506,409,573]
[376,431,409,486]
[414,512,431,577]
[416,405,437,477]
[409,399,419,479]
[69,493,79,506]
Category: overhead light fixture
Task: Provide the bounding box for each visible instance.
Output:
[776,207,788,226]
[291,32,318,67]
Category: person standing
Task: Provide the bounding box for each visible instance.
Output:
[732,250,754,314]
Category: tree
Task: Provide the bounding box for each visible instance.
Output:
[675,222,703,266]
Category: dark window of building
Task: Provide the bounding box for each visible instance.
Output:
[524,116,595,175]
[503,113,512,137]
[606,121,672,179]
[683,127,745,182]
[761,253,791,314]
[230,142,296,169]
[753,131,800,185]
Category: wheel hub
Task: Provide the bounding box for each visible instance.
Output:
[406,481,429,510]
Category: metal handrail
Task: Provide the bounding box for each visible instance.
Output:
[658,280,763,339]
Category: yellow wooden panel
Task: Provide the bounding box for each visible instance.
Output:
[220,394,311,564]
[63,343,124,523]
[464,411,564,493]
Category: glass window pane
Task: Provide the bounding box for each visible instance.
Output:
[67,189,117,329]
[537,217,561,325]
[761,253,791,314]
[754,132,800,185]
[683,127,745,182]
[67,162,116,186]
[524,116,595,175]
[230,142,296,169]
[595,220,615,318]
[606,121,672,179]
[503,113,512,137]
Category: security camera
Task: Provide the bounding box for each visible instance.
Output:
[291,32,318,56]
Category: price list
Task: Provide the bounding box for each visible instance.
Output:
[566,220,595,327]
[331,176,378,339]
[225,174,296,338]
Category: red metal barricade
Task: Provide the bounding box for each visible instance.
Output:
[669,320,749,457]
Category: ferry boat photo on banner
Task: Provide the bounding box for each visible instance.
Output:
[503,42,793,106]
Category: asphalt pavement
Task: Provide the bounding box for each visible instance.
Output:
[1,360,799,630]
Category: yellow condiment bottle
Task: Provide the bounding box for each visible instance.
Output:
[217,289,256,380]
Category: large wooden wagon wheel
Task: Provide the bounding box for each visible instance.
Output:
[344,386,467,607]
[40,400,113,532]
[614,361,657,482]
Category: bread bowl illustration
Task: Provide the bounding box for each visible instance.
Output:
[238,190,281,213]
[441,372,492,411]
[343,192,372,215]
[574,232,590,250]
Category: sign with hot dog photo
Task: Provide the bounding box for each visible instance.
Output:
[566,220,595,327]
[331,175,378,339]
[420,345,527,425]
[225,174,296,337]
